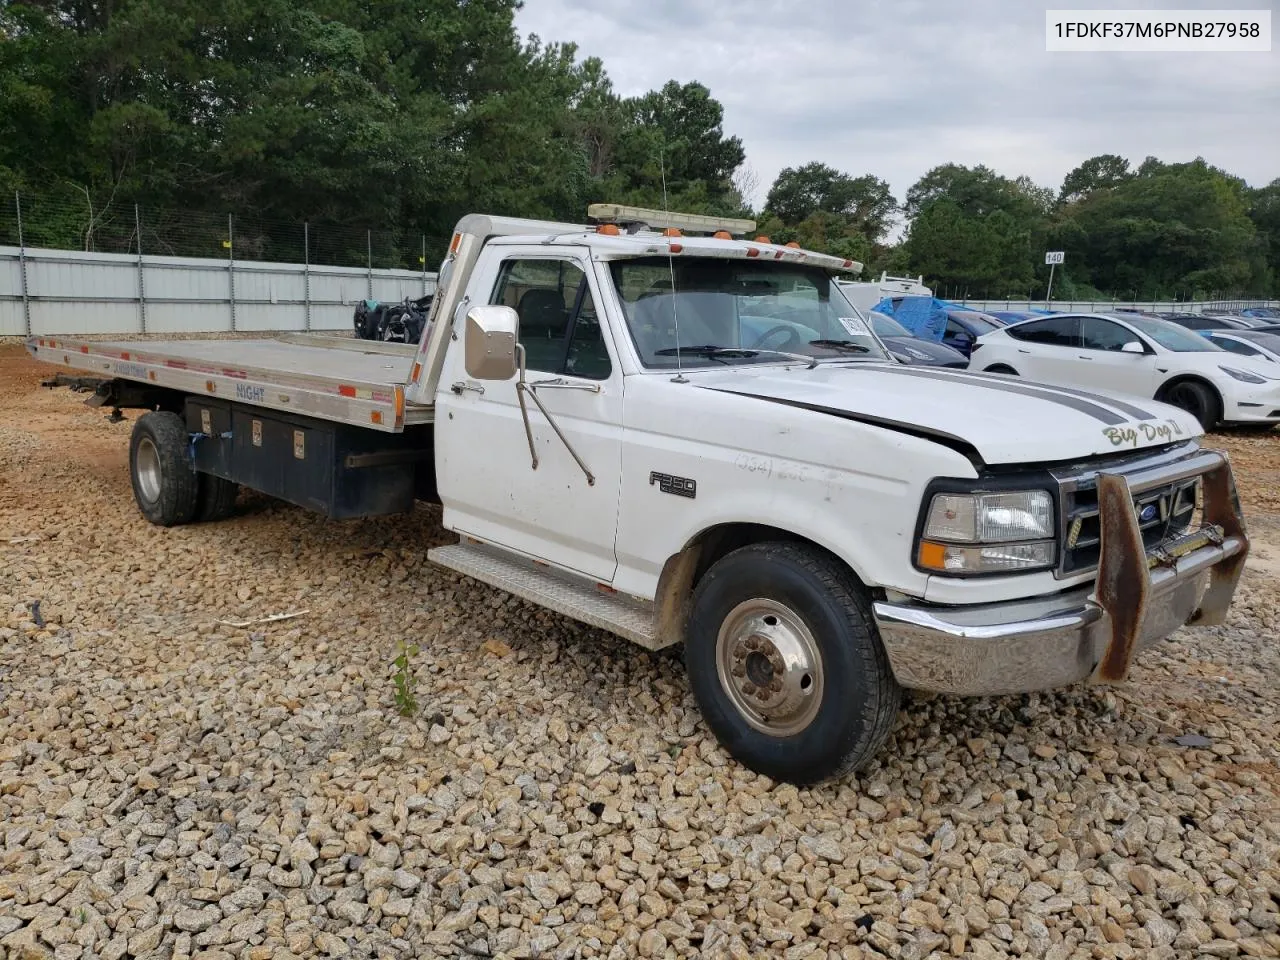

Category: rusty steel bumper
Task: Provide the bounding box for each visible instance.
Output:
[873,452,1248,696]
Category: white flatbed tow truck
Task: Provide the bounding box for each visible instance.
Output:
[28,204,1250,784]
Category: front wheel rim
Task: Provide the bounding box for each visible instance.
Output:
[136,436,162,502]
[715,598,824,737]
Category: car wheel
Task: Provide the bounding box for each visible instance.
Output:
[984,364,1019,376]
[684,542,901,785]
[1162,380,1221,430]
[130,411,199,526]
[195,474,239,522]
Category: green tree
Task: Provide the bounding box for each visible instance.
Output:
[1247,179,1280,296]
[1059,154,1132,203]
[904,163,1051,221]
[1056,158,1260,299]
[764,163,897,242]
[900,164,1050,297]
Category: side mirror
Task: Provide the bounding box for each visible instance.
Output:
[465,305,519,380]
[1120,341,1145,354]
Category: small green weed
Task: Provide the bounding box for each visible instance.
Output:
[392,641,420,717]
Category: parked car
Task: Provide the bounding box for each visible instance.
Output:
[939,309,1006,357]
[866,311,968,367]
[987,311,1045,325]
[1159,313,1254,332]
[970,312,1280,429]
[1203,314,1274,329]
[1204,329,1280,364]
[1240,307,1280,321]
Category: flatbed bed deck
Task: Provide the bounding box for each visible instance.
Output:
[26,334,432,432]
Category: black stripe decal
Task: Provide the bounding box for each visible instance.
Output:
[999,379,1156,421]
[699,386,984,464]
[909,364,1157,420]
[861,364,1129,424]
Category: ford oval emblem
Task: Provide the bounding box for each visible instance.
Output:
[1139,504,1159,522]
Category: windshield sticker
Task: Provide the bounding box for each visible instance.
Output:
[1103,419,1186,448]
[838,316,869,337]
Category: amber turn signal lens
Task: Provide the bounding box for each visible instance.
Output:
[917,540,948,570]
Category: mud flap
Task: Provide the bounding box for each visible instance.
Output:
[1187,453,1248,627]
[1090,472,1150,684]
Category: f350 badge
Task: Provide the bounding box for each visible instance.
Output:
[649,471,696,499]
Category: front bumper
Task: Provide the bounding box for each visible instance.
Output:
[872,453,1248,696]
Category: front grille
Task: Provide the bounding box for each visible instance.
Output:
[1059,476,1200,575]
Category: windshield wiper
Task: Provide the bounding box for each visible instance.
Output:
[809,339,871,353]
[655,345,818,368]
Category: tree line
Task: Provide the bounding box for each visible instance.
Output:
[1,0,1275,298]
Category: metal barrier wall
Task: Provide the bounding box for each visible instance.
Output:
[0,245,438,336]
[951,298,1279,315]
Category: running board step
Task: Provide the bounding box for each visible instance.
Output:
[428,541,660,649]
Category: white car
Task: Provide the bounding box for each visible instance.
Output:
[970,312,1280,429]
[1204,329,1280,365]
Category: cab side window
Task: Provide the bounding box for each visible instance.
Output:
[491,259,611,379]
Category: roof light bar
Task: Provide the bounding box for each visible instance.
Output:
[587,203,756,236]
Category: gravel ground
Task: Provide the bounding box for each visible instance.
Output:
[1,341,1277,960]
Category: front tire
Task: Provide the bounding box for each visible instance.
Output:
[1162,379,1221,430]
[685,542,901,784]
[984,364,1019,376]
[130,411,199,526]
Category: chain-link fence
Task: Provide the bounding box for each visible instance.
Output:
[0,190,440,272]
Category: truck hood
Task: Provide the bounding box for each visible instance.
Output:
[687,362,1201,465]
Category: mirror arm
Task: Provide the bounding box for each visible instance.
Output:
[512,344,595,485]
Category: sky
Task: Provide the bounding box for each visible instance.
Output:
[513,0,1279,215]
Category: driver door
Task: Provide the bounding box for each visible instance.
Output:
[434,248,624,583]
[1074,317,1161,397]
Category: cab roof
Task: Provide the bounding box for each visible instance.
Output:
[452,213,863,275]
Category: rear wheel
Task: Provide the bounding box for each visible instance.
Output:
[130,411,199,526]
[196,474,239,522]
[1162,379,1221,430]
[983,364,1018,376]
[685,542,901,784]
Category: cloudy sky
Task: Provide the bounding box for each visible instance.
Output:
[513,0,1278,215]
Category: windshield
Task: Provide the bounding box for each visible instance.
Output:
[608,257,889,368]
[869,311,911,338]
[1125,316,1223,352]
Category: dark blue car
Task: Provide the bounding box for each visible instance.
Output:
[867,311,968,367]
[939,309,1006,357]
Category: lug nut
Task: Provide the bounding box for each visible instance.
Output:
[742,682,756,695]
[731,665,745,678]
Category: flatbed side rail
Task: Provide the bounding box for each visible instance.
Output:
[24,336,416,433]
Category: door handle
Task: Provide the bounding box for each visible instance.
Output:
[450,381,485,395]
[1017,348,1030,354]
[1077,355,1093,360]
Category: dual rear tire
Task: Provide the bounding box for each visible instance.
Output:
[685,542,902,785]
[129,412,238,526]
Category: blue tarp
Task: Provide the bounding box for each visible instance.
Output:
[872,296,950,343]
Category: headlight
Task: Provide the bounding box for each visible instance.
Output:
[1219,365,1267,384]
[918,490,1055,574]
